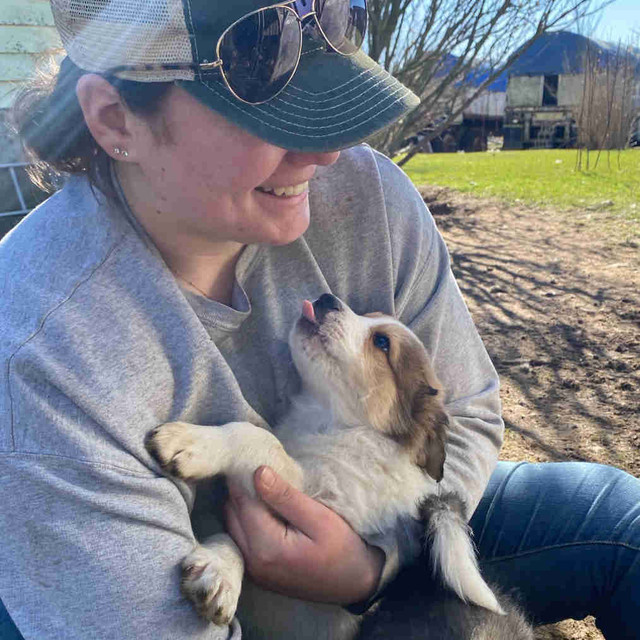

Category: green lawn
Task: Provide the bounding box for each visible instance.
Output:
[400,149,640,221]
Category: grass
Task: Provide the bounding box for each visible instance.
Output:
[399,149,640,222]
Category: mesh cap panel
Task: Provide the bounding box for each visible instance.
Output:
[51,0,195,81]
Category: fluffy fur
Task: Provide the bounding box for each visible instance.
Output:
[146,294,530,639]
[358,495,534,640]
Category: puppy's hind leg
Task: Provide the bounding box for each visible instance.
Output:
[422,494,505,615]
[181,534,245,626]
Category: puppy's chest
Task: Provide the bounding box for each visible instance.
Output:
[277,424,435,537]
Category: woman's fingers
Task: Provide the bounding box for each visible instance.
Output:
[252,466,333,540]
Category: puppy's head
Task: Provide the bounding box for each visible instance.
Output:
[289,294,447,482]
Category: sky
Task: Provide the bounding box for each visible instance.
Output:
[591,0,639,43]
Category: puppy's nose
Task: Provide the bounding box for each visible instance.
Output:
[313,294,343,323]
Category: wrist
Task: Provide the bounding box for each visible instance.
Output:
[345,543,385,607]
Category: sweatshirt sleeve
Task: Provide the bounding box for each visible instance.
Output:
[0,448,240,640]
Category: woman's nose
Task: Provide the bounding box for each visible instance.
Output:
[286,150,341,167]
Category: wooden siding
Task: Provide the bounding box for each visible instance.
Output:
[0,1,56,26]
[557,74,585,107]
[0,0,61,109]
[507,76,544,108]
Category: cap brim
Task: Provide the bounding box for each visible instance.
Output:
[177,45,420,152]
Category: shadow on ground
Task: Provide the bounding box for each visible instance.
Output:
[422,185,640,640]
[422,186,639,476]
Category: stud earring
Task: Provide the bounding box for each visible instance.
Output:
[113,148,129,158]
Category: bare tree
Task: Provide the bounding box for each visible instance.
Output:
[575,37,639,171]
[364,0,613,164]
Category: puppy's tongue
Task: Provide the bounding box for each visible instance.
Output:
[302,299,316,323]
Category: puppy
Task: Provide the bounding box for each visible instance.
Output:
[147,294,521,640]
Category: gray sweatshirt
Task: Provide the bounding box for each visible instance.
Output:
[0,144,503,639]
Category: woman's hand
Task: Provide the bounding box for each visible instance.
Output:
[224,466,384,605]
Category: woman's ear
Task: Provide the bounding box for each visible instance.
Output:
[75,73,137,161]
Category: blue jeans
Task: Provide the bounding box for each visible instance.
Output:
[2,462,639,639]
[0,599,23,640]
[470,462,640,639]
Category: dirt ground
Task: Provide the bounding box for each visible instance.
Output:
[419,185,639,640]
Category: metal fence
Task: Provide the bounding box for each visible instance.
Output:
[0,161,33,217]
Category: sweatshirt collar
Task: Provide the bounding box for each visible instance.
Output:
[109,161,260,332]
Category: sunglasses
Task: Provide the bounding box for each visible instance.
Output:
[108,0,367,105]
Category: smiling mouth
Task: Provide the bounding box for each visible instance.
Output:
[255,182,309,197]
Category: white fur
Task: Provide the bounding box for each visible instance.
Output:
[149,299,503,638]
[277,395,435,536]
[181,534,245,625]
[427,507,505,615]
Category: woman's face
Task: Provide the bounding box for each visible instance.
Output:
[123,84,340,248]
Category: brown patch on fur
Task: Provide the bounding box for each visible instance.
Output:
[411,389,448,482]
[363,322,448,482]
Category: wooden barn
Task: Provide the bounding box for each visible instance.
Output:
[503,31,640,149]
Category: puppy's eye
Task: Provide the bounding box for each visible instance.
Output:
[373,333,390,353]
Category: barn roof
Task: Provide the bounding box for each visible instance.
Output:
[508,30,640,76]
[440,30,640,95]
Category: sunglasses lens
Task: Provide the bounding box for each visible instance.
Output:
[219,8,302,103]
[316,0,367,55]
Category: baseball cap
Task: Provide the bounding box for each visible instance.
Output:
[50,0,420,152]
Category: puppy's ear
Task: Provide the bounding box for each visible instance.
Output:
[412,383,448,482]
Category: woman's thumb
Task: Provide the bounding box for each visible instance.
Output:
[255,466,293,504]
[254,466,324,536]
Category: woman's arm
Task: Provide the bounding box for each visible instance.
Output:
[0,453,233,640]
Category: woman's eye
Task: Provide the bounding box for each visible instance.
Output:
[373,333,390,353]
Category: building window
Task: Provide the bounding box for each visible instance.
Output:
[542,75,559,106]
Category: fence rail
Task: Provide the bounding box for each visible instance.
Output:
[0,162,32,218]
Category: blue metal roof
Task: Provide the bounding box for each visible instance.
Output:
[433,53,508,92]
[430,31,640,95]
[468,69,508,92]
[508,30,640,76]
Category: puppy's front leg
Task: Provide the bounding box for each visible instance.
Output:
[181,533,245,626]
[146,421,304,494]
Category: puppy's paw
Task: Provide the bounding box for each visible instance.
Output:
[181,546,243,626]
[145,422,211,480]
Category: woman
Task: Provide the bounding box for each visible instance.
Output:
[1,1,638,639]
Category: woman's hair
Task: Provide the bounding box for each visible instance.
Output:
[11,56,173,199]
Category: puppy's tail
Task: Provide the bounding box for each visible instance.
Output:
[422,494,505,615]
